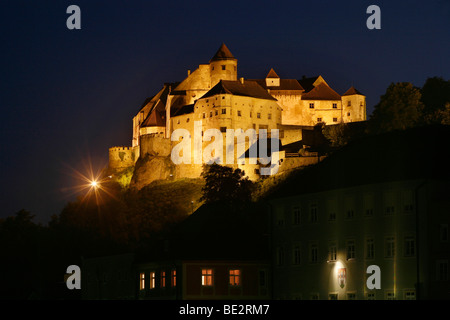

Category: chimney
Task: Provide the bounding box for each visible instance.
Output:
[240,77,244,84]
[187,70,191,76]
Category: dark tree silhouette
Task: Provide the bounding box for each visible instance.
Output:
[200,164,255,205]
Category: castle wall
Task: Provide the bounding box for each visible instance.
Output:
[109,146,138,170]
[341,94,367,122]
[139,134,172,157]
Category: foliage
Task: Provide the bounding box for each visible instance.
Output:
[420,76,450,119]
[369,82,423,134]
[322,123,352,147]
[200,164,255,205]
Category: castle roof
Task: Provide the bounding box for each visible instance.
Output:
[342,86,364,96]
[252,79,305,91]
[173,104,194,117]
[209,43,236,62]
[266,68,280,78]
[141,106,165,127]
[301,82,341,101]
[298,76,328,93]
[201,80,277,101]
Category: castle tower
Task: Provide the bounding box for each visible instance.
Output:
[209,43,237,87]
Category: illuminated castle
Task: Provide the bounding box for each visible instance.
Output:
[109,44,367,188]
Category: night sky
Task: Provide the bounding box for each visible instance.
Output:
[1,0,449,223]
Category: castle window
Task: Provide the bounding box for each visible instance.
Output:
[220,127,227,133]
[206,99,209,103]
[234,66,236,71]
[348,101,351,106]
[317,118,322,122]
[309,243,318,263]
[250,111,252,117]
[404,236,416,257]
[257,113,261,119]
[222,108,226,114]
[333,118,338,122]
[186,118,190,123]
[177,119,180,124]
[346,240,356,260]
[201,269,214,286]
[222,96,225,99]
[366,238,374,259]
[385,236,395,258]
[210,111,213,117]
[202,113,206,119]
[360,101,363,106]
[309,103,314,109]
[212,66,214,70]
[222,65,226,70]
[238,110,241,116]
[268,113,272,120]
[215,110,218,116]
[328,242,337,262]
[293,245,301,265]
[332,103,337,109]
[347,112,351,116]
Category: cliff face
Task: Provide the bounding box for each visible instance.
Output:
[130,154,176,190]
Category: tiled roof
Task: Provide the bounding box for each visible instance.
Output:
[297,76,321,93]
[252,79,304,91]
[201,80,277,101]
[301,82,341,101]
[210,43,236,62]
[342,86,364,96]
[266,68,280,78]
[141,107,165,127]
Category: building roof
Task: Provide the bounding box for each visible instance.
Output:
[297,76,329,93]
[252,78,305,91]
[141,106,165,127]
[342,86,364,96]
[201,80,278,101]
[301,82,341,101]
[173,104,194,117]
[266,68,280,78]
[209,43,236,62]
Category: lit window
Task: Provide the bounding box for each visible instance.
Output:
[139,272,145,290]
[293,245,301,265]
[346,240,355,260]
[404,236,415,257]
[328,243,337,262]
[222,108,226,114]
[161,271,166,288]
[309,103,314,109]
[229,269,241,286]
[150,271,156,289]
[171,269,176,287]
[385,237,395,258]
[332,103,337,109]
[201,269,213,286]
[366,238,374,260]
[440,224,449,242]
[293,206,301,225]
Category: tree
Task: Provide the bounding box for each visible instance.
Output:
[200,164,255,205]
[369,82,423,134]
[421,77,450,119]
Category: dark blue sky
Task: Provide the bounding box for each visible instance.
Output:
[1,0,449,223]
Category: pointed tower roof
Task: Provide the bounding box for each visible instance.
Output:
[210,43,236,62]
[266,68,280,79]
[342,86,364,96]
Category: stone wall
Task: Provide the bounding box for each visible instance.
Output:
[109,146,138,170]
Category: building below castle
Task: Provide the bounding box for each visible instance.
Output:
[109,44,367,188]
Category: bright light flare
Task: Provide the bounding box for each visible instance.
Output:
[91,180,98,188]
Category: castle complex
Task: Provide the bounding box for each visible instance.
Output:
[109,44,367,187]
